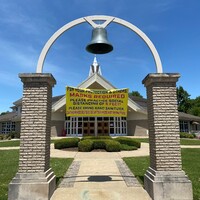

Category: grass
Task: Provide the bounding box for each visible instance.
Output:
[0,140,20,147]
[51,157,73,185]
[180,139,200,145]
[123,148,200,200]
[132,138,200,145]
[181,148,200,200]
[123,156,149,185]
[0,150,19,200]
[0,150,73,200]
[0,139,57,147]
[132,138,149,143]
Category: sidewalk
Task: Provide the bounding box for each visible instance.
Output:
[51,147,151,200]
[50,142,200,200]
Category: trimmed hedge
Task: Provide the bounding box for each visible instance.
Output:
[93,140,107,149]
[180,132,195,139]
[78,139,121,152]
[81,136,112,141]
[54,136,141,152]
[105,140,121,152]
[78,140,93,152]
[54,138,80,149]
[120,144,138,151]
[114,137,141,148]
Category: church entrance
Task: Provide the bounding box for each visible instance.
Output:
[83,121,95,136]
[65,116,127,137]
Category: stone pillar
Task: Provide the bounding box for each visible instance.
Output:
[8,73,56,200]
[142,73,193,200]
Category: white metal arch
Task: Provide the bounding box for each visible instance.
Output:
[36,15,163,73]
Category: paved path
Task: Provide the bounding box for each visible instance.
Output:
[51,147,151,200]
[50,142,200,200]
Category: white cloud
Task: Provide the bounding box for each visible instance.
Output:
[155,1,174,12]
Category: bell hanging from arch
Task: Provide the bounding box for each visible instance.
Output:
[86,27,113,54]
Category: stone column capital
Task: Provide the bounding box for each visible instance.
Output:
[19,73,56,87]
[142,73,180,87]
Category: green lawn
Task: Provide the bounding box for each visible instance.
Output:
[132,138,149,143]
[133,138,200,145]
[0,139,57,147]
[180,139,200,145]
[0,150,73,200]
[134,138,200,145]
[0,140,20,147]
[124,148,200,200]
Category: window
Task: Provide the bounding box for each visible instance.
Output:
[2,122,15,134]
[179,121,189,132]
[109,117,127,136]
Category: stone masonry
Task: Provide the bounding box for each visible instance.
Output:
[142,73,193,200]
[8,73,56,200]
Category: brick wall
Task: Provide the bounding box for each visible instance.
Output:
[18,74,56,173]
[143,74,182,171]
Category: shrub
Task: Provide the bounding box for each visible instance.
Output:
[105,140,121,152]
[81,136,112,141]
[78,140,93,152]
[192,133,197,138]
[0,134,4,140]
[114,137,141,148]
[54,138,80,149]
[14,132,20,138]
[0,134,11,140]
[93,140,107,149]
[180,132,195,139]
[120,144,138,151]
[8,132,15,139]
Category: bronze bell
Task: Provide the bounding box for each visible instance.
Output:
[86,27,113,54]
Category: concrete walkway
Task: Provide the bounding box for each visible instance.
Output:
[51,144,151,200]
[50,142,200,200]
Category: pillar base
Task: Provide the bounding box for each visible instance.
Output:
[8,168,56,200]
[144,167,193,200]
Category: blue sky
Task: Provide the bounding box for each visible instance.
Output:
[1,0,200,113]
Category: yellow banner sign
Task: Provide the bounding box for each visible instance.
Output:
[66,86,128,117]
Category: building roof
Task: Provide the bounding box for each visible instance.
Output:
[13,98,22,106]
[178,112,200,122]
[52,95,65,104]
[10,95,65,109]
[128,95,147,109]
[0,112,21,122]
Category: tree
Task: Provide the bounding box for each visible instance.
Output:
[129,91,143,98]
[188,96,200,117]
[0,112,8,116]
[177,86,191,113]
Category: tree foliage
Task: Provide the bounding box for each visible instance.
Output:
[177,86,191,113]
[129,91,143,98]
[188,96,200,117]
[0,112,8,116]
[177,86,200,117]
